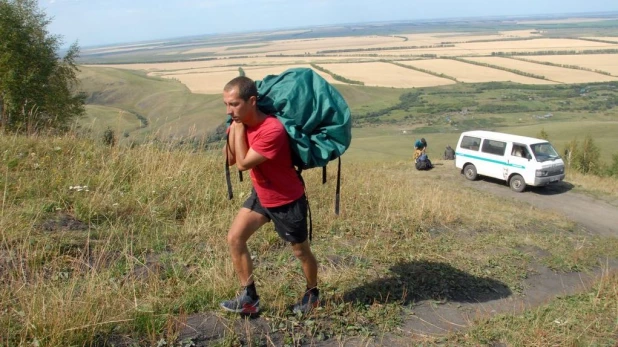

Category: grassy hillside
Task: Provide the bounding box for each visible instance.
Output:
[77,66,225,142]
[1,134,617,345]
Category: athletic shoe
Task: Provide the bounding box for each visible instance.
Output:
[292,289,320,314]
[220,288,260,314]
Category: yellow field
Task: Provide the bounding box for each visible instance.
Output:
[87,56,375,72]
[467,57,618,83]
[160,64,341,94]
[398,59,556,84]
[317,62,455,88]
[89,31,618,92]
[518,54,618,76]
[336,38,618,57]
[582,36,618,43]
[182,35,406,56]
[516,17,618,24]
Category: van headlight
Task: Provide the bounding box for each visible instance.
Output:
[536,169,549,177]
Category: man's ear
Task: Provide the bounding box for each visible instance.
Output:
[249,95,257,106]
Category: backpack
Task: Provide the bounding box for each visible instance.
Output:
[225,68,352,218]
[415,154,433,170]
[444,146,455,160]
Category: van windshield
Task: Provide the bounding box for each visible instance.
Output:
[530,142,561,162]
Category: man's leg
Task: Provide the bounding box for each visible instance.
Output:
[220,207,268,314]
[291,240,318,288]
[227,207,268,286]
[291,240,320,314]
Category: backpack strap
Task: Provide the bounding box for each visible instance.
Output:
[225,137,234,200]
[335,157,341,215]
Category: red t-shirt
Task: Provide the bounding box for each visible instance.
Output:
[246,116,304,207]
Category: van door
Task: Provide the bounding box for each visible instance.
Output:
[507,143,531,183]
[479,139,508,180]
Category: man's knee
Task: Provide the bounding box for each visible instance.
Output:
[292,242,314,260]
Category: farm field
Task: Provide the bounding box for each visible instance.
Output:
[397,59,556,84]
[467,56,618,83]
[519,54,618,76]
[155,64,341,94]
[317,62,455,88]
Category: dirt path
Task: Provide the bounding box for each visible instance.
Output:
[455,170,618,238]
[177,163,618,346]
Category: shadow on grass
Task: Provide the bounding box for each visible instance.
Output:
[343,260,512,305]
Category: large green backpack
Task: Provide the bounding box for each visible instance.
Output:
[225,68,352,217]
[255,68,352,170]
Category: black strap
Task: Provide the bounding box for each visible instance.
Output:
[335,157,341,215]
[322,166,327,184]
[225,140,233,200]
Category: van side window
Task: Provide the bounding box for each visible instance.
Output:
[512,144,527,158]
[481,140,506,156]
[461,136,481,151]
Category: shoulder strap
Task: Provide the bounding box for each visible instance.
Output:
[224,134,244,200]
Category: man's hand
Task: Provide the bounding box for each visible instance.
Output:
[233,122,267,171]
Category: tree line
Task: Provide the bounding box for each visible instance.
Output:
[539,129,618,177]
[309,63,364,85]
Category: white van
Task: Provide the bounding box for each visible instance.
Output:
[455,130,566,192]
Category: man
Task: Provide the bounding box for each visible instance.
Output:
[444,145,455,160]
[220,76,319,315]
[414,138,427,162]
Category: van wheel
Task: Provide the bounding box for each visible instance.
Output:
[463,164,477,180]
[509,174,526,192]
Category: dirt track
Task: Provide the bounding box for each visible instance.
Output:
[455,168,618,238]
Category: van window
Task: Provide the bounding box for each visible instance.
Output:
[460,136,481,151]
[511,144,529,158]
[530,142,560,162]
[481,140,506,156]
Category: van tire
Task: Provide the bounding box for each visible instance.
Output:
[463,164,477,180]
[509,174,526,192]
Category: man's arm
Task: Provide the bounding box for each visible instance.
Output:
[233,122,267,171]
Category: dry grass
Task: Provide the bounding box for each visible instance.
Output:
[1,134,617,345]
[565,170,618,200]
[467,56,618,83]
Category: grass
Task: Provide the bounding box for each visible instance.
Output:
[1,133,618,345]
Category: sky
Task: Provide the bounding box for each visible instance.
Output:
[40,0,618,48]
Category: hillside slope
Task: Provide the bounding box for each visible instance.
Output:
[77,66,225,141]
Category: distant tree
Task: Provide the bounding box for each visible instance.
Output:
[606,153,618,177]
[537,128,550,140]
[563,139,579,169]
[573,135,601,175]
[0,0,85,134]
[102,127,116,147]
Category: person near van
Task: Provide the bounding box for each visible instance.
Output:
[221,76,319,315]
[444,145,455,160]
[414,138,427,162]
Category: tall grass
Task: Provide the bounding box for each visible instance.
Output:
[1,134,617,345]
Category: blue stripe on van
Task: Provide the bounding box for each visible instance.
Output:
[456,152,526,169]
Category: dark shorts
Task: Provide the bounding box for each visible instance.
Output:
[243,190,308,244]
